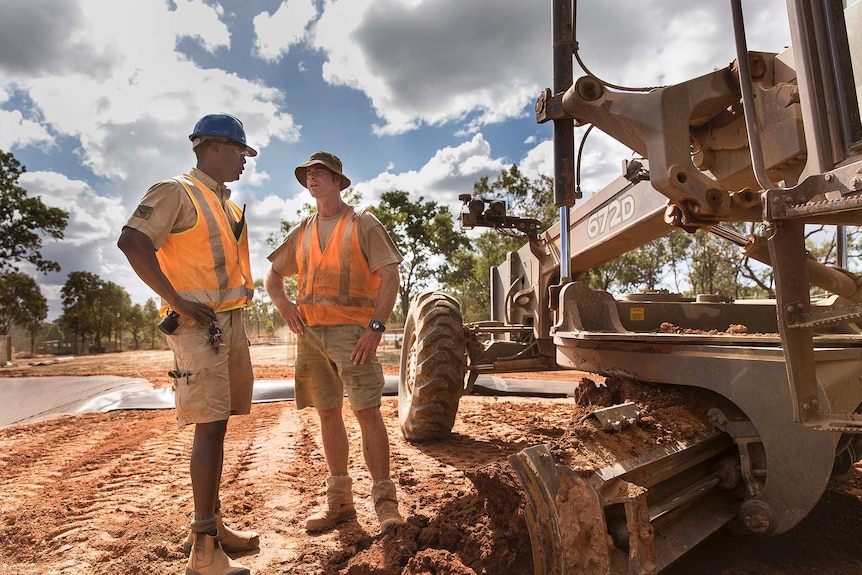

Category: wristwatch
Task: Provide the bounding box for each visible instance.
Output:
[369,319,386,332]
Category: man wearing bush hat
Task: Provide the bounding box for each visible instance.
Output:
[265,150,406,533]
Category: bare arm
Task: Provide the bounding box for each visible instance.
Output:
[370,263,400,328]
[117,227,216,326]
[351,262,400,365]
[264,265,304,335]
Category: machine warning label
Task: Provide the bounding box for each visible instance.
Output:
[630,308,645,321]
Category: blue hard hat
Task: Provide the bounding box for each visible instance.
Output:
[189,113,257,157]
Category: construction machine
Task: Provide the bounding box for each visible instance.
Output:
[398,1,862,573]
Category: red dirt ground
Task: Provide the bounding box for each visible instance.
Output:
[1,347,861,574]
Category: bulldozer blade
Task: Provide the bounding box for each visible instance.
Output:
[580,402,642,431]
[510,433,740,574]
[509,444,618,575]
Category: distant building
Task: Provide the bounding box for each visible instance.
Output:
[36,340,76,355]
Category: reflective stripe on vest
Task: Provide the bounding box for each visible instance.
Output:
[155,174,254,314]
[296,208,381,326]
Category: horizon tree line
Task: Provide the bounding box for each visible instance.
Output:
[2,147,858,355]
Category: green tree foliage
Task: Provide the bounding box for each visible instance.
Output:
[0,150,69,274]
[368,190,469,320]
[685,225,773,299]
[60,271,102,352]
[99,282,130,351]
[244,278,285,339]
[473,165,557,225]
[580,231,694,294]
[125,304,145,349]
[0,272,48,354]
[58,272,134,353]
[142,298,160,349]
[437,249,484,322]
[441,166,557,321]
[441,231,523,322]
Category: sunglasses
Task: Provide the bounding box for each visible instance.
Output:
[215,140,251,158]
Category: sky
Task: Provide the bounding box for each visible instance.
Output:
[0,0,791,320]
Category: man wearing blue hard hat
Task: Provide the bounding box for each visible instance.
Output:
[118,113,258,575]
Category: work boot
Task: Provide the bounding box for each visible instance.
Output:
[372,478,405,532]
[183,503,260,556]
[185,517,250,575]
[305,475,356,532]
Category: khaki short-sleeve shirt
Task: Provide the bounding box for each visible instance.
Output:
[267,207,403,277]
[123,168,232,250]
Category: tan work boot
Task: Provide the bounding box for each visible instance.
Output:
[372,478,405,532]
[186,529,250,575]
[305,475,356,532]
[183,508,260,556]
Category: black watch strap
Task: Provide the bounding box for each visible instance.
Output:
[369,320,386,332]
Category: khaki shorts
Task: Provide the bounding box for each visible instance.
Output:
[166,308,253,426]
[295,324,385,412]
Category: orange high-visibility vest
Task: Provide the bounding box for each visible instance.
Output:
[155,174,254,315]
[296,208,381,326]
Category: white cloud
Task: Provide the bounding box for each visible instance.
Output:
[311,0,550,135]
[358,134,506,214]
[253,0,318,62]
[19,171,126,247]
[303,0,788,136]
[169,0,230,53]
[518,140,553,181]
[0,109,52,150]
[569,1,789,88]
[1,0,299,204]
[17,170,133,318]
[0,0,116,78]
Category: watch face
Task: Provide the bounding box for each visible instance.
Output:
[370,320,385,332]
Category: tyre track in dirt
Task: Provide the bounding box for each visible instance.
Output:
[224,402,333,574]
[4,348,862,575]
[0,413,97,497]
[0,410,189,573]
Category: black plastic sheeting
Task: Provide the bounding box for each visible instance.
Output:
[0,375,578,428]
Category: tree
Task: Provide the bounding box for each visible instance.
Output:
[441,230,523,322]
[22,298,49,356]
[368,190,470,320]
[59,273,134,353]
[244,279,284,339]
[125,304,145,349]
[0,272,48,354]
[437,249,485,322]
[441,166,557,321]
[685,224,773,299]
[59,271,103,352]
[473,165,558,225]
[580,231,693,295]
[59,271,102,353]
[0,150,69,274]
[143,298,160,349]
[99,282,130,352]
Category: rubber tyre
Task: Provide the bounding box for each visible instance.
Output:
[398,291,466,442]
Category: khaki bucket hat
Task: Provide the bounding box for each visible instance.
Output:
[295,151,351,190]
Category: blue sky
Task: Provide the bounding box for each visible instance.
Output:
[0,0,790,319]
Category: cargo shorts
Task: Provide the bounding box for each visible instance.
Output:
[166,308,254,426]
[295,324,385,412]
